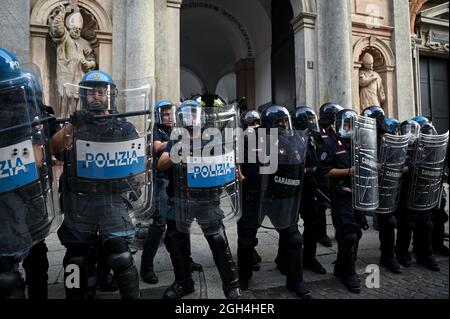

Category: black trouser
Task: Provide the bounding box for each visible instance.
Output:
[22,240,49,300]
[141,213,166,270]
[0,257,26,299]
[275,225,305,287]
[432,194,448,251]
[237,226,258,282]
[331,192,363,276]
[396,210,433,259]
[300,185,320,263]
[376,213,397,259]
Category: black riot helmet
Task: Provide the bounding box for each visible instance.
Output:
[240,109,261,129]
[292,106,320,132]
[335,109,357,140]
[419,121,437,135]
[261,105,293,134]
[361,105,388,134]
[319,102,344,127]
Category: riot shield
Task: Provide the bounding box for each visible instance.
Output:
[351,115,379,211]
[377,134,409,213]
[258,130,308,229]
[0,70,60,257]
[407,132,449,211]
[173,104,241,236]
[61,81,154,234]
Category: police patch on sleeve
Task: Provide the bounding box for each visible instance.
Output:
[320,152,328,161]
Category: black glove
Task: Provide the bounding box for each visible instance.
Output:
[71,109,95,127]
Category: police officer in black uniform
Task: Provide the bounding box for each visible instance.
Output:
[140,99,174,284]
[52,70,142,299]
[316,103,344,247]
[237,109,263,290]
[395,120,441,271]
[291,106,327,274]
[259,105,312,299]
[317,109,364,293]
[361,106,404,274]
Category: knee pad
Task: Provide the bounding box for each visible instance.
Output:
[423,220,434,233]
[104,238,134,271]
[206,229,228,250]
[0,258,25,299]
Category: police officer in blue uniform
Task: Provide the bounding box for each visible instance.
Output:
[158,100,241,299]
[317,109,365,293]
[51,71,141,299]
[0,48,57,299]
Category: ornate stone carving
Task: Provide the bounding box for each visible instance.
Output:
[359,53,386,109]
[49,2,96,98]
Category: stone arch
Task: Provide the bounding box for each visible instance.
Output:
[353,36,396,116]
[290,0,317,16]
[30,0,112,114]
[410,0,429,33]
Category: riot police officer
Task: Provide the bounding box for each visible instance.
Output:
[395,119,447,271]
[291,106,327,274]
[317,109,366,293]
[159,100,241,299]
[51,70,146,299]
[0,48,59,299]
[140,99,174,284]
[316,103,344,247]
[237,109,263,291]
[410,117,448,256]
[259,105,312,299]
[362,106,406,274]
[384,118,400,135]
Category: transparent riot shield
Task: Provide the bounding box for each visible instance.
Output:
[173,104,241,236]
[351,115,379,211]
[0,73,60,257]
[258,130,308,229]
[60,81,154,235]
[377,134,409,213]
[407,132,449,211]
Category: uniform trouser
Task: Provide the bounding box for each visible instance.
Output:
[396,210,433,259]
[141,177,169,270]
[317,204,329,238]
[276,225,305,287]
[376,213,397,259]
[165,220,239,296]
[0,257,26,299]
[22,240,49,299]
[300,189,320,263]
[58,224,139,299]
[237,226,258,282]
[331,193,363,276]
[432,194,448,250]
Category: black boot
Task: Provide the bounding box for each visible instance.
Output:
[104,238,140,299]
[396,251,412,267]
[304,258,326,274]
[140,221,165,284]
[417,255,440,272]
[23,241,49,300]
[163,222,195,299]
[205,228,242,299]
[287,281,312,299]
[380,255,402,274]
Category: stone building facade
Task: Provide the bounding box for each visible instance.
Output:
[0,0,448,130]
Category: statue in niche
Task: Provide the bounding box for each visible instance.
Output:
[359,52,385,109]
[49,2,96,103]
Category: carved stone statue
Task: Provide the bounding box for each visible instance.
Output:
[50,4,96,100]
[359,53,385,109]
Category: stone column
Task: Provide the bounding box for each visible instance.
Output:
[112,0,127,90]
[292,11,317,110]
[166,0,182,103]
[0,0,30,63]
[318,0,353,107]
[393,0,416,119]
[235,59,256,109]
